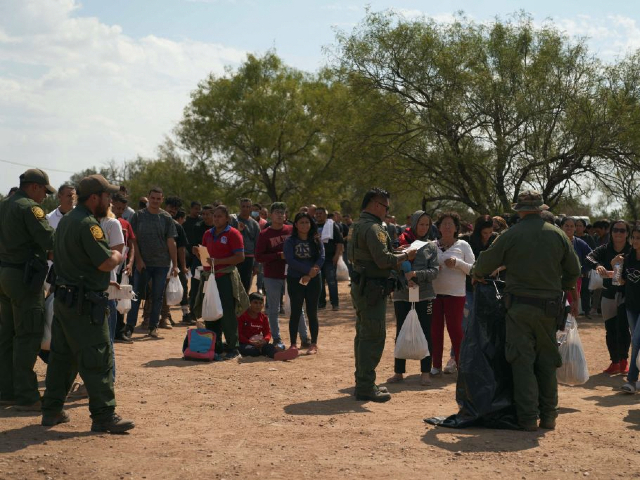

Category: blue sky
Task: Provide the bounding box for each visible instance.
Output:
[1,0,639,195]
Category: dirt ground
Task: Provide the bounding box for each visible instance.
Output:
[1,281,639,480]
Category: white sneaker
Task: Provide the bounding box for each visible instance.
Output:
[430,367,442,376]
[444,357,457,374]
[621,381,638,394]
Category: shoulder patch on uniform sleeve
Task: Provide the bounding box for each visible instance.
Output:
[90,225,105,240]
[32,206,45,219]
[377,230,387,244]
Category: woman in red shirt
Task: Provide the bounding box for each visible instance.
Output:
[201,205,245,359]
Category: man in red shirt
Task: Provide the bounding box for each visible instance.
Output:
[255,203,309,348]
[237,293,298,360]
[111,194,136,343]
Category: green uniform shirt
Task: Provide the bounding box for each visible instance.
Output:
[0,190,54,264]
[54,203,112,291]
[348,211,398,278]
[473,214,580,298]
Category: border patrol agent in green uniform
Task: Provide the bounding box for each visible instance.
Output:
[348,188,417,402]
[41,175,135,433]
[0,169,55,409]
[472,190,580,431]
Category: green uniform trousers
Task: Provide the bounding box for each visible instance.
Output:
[42,298,115,420]
[194,271,239,354]
[351,284,387,395]
[0,266,45,404]
[505,303,562,426]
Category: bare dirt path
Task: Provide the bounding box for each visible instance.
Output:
[1,282,639,479]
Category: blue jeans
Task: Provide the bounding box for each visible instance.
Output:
[107,299,117,380]
[319,262,339,307]
[126,266,170,329]
[263,277,308,342]
[627,309,640,382]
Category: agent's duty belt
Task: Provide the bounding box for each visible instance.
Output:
[511,294,551,309]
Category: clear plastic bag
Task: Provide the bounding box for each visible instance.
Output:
[165,275,184,306]
[557,315,589,386]
[588,270,603,291]
[394,305,430,360]
[336,257,349,281]
[116,273,132,314]
[202,277,223,321]
[41,294,54,350]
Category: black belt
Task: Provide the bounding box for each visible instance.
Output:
[512,294,553,309]
[0,261,26,269]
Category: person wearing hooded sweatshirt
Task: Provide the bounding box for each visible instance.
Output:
[387,211,439,386]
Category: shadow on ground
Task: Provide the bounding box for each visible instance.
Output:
[421,425,543,453]
[142,357,205,368]
[284,395,372,416]
[624,409,640,430]
[0,424,95,453]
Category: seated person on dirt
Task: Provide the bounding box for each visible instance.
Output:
[237,293,298,361]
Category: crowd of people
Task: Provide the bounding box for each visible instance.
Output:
[1,170,639,435]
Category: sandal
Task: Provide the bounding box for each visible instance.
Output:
[420,373,432,386]
[386,374,404,384]
[306,344,318,355]
[67,381,88,399]
[621,382,637,394]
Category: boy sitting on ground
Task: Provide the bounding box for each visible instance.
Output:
[238,293,299,361]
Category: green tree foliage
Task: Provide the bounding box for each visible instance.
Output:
[335,11,615,214]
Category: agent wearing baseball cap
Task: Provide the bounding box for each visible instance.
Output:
[472,190,580,431]
[0,169,56,410]
[41,174,135,433]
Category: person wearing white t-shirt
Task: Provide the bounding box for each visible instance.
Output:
[430,212,475,376]
[99,211,125,380]
[45,184,75,229]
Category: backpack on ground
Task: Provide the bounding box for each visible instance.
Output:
[182,328,217,361]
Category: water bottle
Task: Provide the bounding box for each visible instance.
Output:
[612,264,622,286]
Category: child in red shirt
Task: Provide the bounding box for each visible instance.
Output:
[237,293,299,361]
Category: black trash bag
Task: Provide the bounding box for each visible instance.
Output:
[425,280,519,429]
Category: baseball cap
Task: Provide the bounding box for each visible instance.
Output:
[19,169,56,194]
[512,190,549,212]
[77,174,120,197]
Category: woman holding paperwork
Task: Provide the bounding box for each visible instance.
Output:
[200,205,245,360]
[430,212,475,376]
[387,211,439,386]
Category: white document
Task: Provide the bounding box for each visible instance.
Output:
[409,286,420,303]
[197,245,210,265]
[409,240,428,251]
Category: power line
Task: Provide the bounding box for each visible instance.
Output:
[0,158,76,174]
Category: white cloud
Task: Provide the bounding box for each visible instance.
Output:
[0,0,246,192]
[322,4,360,12]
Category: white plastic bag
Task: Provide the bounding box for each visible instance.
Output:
[336,257,349,281]
[41,294,54,350]
[165,275,183,306]
[116,273,132,314]
[588,269,603,291]
[394,305,430,360]
[557,316,589,385]
[202,277,223,321]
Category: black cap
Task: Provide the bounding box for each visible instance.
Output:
[19,169,56,194]
[77,174,120,197]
